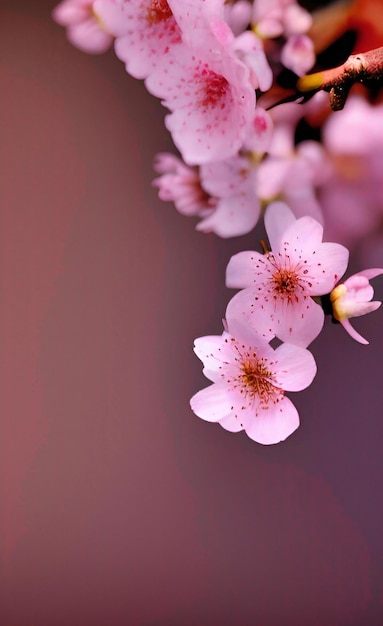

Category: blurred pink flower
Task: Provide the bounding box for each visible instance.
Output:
[330,268,383,344]
[190,320,317,444]
[53,0,114,54]
[252,0,312,39]
[226,202,349,347]
[281,34,315,76]
[153,153,215,217]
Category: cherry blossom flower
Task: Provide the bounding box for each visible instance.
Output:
[93,0,182,78]
[280,34,315,76]
[152,153,215,217]
[190,320,317,444]
[330,269,383,344]
[318,96,383,255]
[53,0,114,54]
[93,0,225,79]
[252,0,312,39]
[145,36,256,164]
[232,31,273,91]
[226,202,349,347]
[197,153,260,237]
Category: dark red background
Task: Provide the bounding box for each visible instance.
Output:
[0,2,382,624]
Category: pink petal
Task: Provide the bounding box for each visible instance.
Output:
[224,311,276,351]
[52,0,91,25]
[264,201,296,251]
[196,194,260,238]
[272,296,324,347]
[219,414,244,433]
[67,20,113,53]
[306,242,349,295]
[273,343,317,391]
[243,396,300,445]
[355,268,383,281]
[225,250,265,288]
[193,334,233,381]
[225,289,276,343]
[340,319,369,345]
[190,383,234,422]
[282,215,324,256]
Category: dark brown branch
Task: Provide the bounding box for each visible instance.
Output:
[297,46,383,110]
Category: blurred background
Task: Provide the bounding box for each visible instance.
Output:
[0,2,382,624]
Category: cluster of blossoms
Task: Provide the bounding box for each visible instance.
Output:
[53,0,383,444]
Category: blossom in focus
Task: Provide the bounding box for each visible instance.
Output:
[52,0,114,53]
[93,0,182,78]
[190,320,317,444]
[145,35,256,165]
[226,202,349,347]
[330,269,383,344]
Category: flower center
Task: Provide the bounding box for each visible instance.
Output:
[272,268,298,294]
[146,0,173,25]
[238,358,283,407]
[196,66,230,108]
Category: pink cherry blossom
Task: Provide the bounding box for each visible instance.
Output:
[93,0,182,78]
[232,31,273,91]
[252,0,312,39]
[317,96,383,255]
[152,152,215,217]
[93,0,225,79]
[197,153,260,237]
[190,320,317,444]
[281,34,315,76]
[53,0,114,54]
[226,202,349,347]
[224,0,252,36]
[330,269,383,345]
[145,37,256,165]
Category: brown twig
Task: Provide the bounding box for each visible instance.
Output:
[297,46,383,110]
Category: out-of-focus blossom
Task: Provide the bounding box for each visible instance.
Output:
[280,34,315,76]
[152,153,215,217]
[330,268,383,344]
[252,0,312,39]
[53,0,114,53]
[197,153,260,237]
[190,319,317,444]
[319,96,383,255]
[232,31,273,91]
[226,202,349,347]
[224,0,252,36]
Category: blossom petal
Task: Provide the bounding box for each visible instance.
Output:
[305,242,349,294]
[282,215,324,256]
[196,195,260,238]
[340,318,369,345]
[272,296,325,347]
[273,343,317,391]
[193,334,233,381]
[243,397,300,445]
[225,289,276,342]
[190,383,234,422]
[264,201,296,251]
[226,250,265,288]
[219,414,244,433]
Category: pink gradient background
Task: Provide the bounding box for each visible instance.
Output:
[0,2,383,624]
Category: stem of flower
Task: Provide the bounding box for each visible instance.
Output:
[297,46,383,110]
